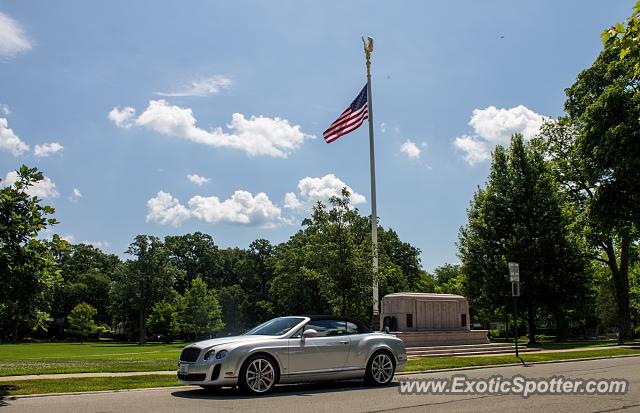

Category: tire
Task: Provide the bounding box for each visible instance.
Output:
[364,350,395,386]
[238,354,279,395]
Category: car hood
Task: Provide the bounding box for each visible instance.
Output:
[189,334,275,349]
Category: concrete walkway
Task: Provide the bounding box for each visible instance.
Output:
[0,371,177,382]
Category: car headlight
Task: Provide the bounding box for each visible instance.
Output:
[215,350,228,359]
[203,349,215,360]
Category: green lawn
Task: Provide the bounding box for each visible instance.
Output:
[404,347,640,372]
[0,345,639,396]
[0,342,185,376]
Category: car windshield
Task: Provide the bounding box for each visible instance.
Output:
[244,317,304,336]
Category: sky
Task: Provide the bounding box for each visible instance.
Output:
[0,1,634,271]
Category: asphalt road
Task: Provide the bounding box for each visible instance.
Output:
[2,357,639,413]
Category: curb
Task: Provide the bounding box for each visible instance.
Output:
[4,353,640,399]
[396,353,640,376]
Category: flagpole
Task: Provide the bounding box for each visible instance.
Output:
[363,36,379,330]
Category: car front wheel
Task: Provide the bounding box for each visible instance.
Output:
[238,354,278,395]
[364,351,395,386]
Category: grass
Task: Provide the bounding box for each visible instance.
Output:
[0,375,185,396]
[0,342,184,376]
[490,338,640,350]
[404,347,640,372]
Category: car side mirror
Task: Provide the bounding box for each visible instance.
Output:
[302,329,318,340]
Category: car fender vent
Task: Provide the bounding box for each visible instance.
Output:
[210,364,221,381]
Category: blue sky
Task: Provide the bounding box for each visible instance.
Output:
[0,1,633,270]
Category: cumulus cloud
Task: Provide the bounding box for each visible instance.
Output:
[108,106,136,128]
[0,104,10,115]
[68,187,82,202]
[284,174,366,211]
[453,105,546,165]
[3,170,59,198]
[146,189,282,228]
[0,12,32,59]
[189,191,282,227]
[146,191,192,227]
[34,142,63,157]
[157,75,233,97]
[109,100,311,158]
[0,117,29,155]
[187,174,210,186]
[400,139,421,159]
[81,240,110,250]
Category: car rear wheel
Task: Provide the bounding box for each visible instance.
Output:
[239,354,278,395]
[364,351,395,386]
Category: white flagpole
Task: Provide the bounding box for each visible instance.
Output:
[363,36,379,329]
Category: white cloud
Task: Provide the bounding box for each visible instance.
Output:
[453,105,546,165]
[284,174,366,210]
[81,240,110,250]
[68,187,82,202]
[187,174,210,186]
[0,12,32,59]
[189,191,282,227]
[146,191,191,227]
[110,99,311,158]
[61,234,75,243]
[3,170,59,198]
[453,134,491,165]
[157,75,233,97]
[146,189,283,228]
[34,142,63,157]
[0,117,29,155]
[0,104,10,115]
[400,139,421,159]
[380,122,386,133]
[108,106,136,128]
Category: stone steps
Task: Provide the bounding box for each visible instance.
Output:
[406,343,541,358]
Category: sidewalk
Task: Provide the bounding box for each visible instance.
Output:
[0,371,176,382]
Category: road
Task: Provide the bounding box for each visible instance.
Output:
[2,357,639,413]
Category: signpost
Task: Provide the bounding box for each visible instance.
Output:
[508,262,520,358]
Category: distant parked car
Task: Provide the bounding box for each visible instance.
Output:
[177,315,407,395]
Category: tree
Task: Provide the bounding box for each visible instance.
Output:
[459,135,590,343]
[541,46,640,341]
[0,165,63,342]
[164,232,222,292]
[109,235,183,343]
[602,1,640,78]
[66,302,97,344]
[433,264,466,296]
[146,296,182,342]
[182,277,224,340]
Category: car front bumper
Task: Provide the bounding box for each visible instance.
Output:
[177,360,238,386]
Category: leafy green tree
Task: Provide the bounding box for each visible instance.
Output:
[66,302,97,344]
[0,165,63,342]
[147,297,182,342]
[218,284,250,334]
[182,277,224,339]
[602,1,640,77]
[109,235,183,343]
[459,135,590,343]
[164,232,222,292]
[433,264,466,295]
[541,46,640,341]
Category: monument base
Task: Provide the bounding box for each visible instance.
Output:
[391,329,489,347]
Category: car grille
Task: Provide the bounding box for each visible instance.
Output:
[177,373,206,381]
[180,347,201,362]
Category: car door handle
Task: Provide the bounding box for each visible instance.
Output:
[339,340,349,344]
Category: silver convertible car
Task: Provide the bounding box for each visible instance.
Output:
[177,315,407,395]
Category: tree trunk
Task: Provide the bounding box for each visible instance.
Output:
[139,307,146,344]
[604,237,632,344]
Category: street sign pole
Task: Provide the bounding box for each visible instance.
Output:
[508,262,520,359]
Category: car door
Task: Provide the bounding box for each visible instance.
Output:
[287,319,351,375]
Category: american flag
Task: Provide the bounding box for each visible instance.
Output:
[323,85,369,143]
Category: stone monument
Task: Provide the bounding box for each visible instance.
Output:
[381,292,488,346]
